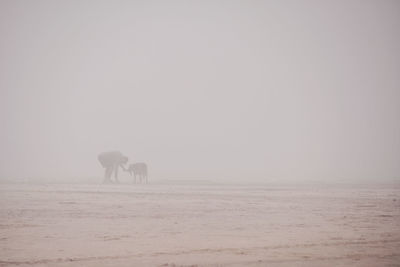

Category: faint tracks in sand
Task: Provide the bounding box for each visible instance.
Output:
[1,239,400,266]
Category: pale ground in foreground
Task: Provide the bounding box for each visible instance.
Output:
[0,182,399,267]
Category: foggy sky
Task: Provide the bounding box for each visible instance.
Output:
[1,0,399,182]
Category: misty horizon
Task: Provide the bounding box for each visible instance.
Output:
[1,2,400,266]
[1,0,399,183]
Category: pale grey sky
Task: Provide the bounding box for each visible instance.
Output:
[1,0,399,182]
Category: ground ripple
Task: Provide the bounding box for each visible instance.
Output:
[1,239,400,266]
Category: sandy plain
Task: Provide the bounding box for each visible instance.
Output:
[0,182,399,267]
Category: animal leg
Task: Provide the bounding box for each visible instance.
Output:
[104,167,112,183]
[114,163,119,183]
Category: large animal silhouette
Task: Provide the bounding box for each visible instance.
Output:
[98,151,128,183]
[125,162,148,184]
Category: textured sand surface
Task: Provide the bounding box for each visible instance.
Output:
[0,183,399,266]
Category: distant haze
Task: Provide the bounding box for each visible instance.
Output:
[1,0,399,182]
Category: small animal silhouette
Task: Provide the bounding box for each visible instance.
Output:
[125,162,148,184]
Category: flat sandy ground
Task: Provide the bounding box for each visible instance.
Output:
[0,183,399,266]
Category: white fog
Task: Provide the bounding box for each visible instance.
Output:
[1,0,399,183]
[0,1,399,266]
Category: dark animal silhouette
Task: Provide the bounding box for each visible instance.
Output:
[98,151,128,183]
[125,162,148,184]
